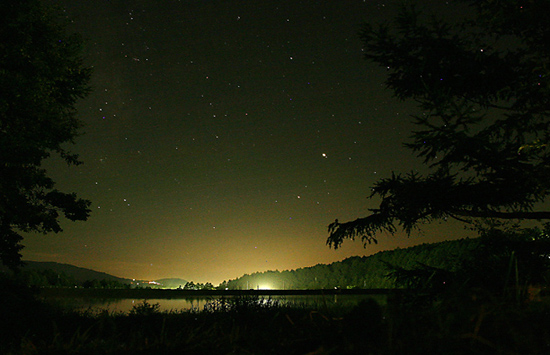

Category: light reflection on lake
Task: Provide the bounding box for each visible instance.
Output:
[69,298,209,313]
[46,294,384,314]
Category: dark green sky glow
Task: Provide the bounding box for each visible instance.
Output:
[23,0,471,284]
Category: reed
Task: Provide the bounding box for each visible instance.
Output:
[2,284,549,354]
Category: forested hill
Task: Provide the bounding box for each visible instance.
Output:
[22,261,131,284]
[0,261,189,289]
[224,238,480,290]
[0,261,132,288]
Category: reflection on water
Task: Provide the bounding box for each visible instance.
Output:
[53,298,210,313]
[46,294,384,314]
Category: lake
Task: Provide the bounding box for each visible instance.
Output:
[38,288,392,314]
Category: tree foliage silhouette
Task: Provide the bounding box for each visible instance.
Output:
[0,0,92,269]
[328,1,550,248]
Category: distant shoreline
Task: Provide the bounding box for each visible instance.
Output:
[38,287,399,299]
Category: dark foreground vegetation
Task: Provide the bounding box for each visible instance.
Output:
[3,229,550,355]
[1,282,550,354]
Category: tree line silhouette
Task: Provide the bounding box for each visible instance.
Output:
[225,225,550,294]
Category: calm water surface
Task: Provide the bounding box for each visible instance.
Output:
[46,294,384,314]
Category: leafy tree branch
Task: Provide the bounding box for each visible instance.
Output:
[328,1,550,248]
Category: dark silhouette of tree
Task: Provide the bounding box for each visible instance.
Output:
[183,281,197,290]
[328,1,550,248]
[0,0,92,269]
[203,282,215,290]
[386,225,550,304]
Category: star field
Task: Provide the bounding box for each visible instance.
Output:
[23,0,470,284]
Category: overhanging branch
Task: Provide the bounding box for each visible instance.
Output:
[451,209,550,220]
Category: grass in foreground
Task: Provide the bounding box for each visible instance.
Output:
[2,282,550,354]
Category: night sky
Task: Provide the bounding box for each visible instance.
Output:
[23,0,471,284]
